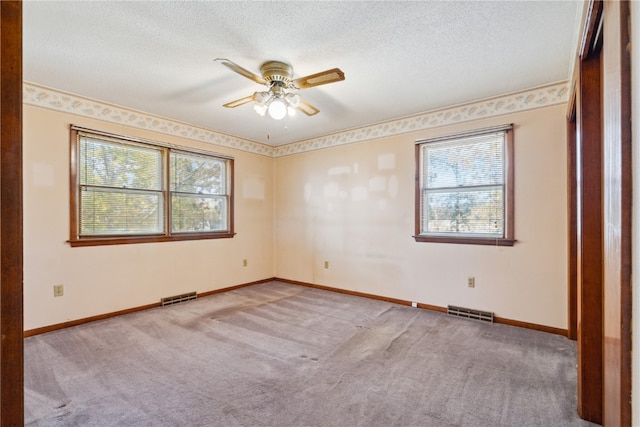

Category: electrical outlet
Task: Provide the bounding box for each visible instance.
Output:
[411,301,418,308]
[467,277,475,288]
[324,261,329,269]
[53,284,64,297]
[242,259,248,267]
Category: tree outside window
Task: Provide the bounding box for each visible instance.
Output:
[70,127,234,247]
[414,125,514,246]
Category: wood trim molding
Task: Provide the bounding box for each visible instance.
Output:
[412,235,516,247]
[580,0,604,59]
[24,279,273,338]
[197,279,270,298]
[24,302,162,338]
[493,316,567,337]
[575,23,604,426]
[276,277,421,308]
[566,116,578,341]
[25,277,569,339]
[0,1,24,424]
[275,278,568,337]
[576,51,604,425]
[68,232,237,247]
[601,1,632,425]
[567,73,578,121]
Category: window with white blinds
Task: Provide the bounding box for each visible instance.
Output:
[70,127,234,246]
[415,125,515,246]
[79,137,164,236]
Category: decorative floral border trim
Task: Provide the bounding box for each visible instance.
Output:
[24,81,568,158]
[274,81,569,157]
[23,82,274,157]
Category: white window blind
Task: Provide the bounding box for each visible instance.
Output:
[79,136,164,236]
[418,127,509,238]
[72,127,234,245]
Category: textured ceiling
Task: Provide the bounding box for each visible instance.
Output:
[23,1,582,146]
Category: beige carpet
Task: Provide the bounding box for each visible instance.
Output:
[25,281,598,426]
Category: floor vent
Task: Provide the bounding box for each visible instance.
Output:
[161,291,197,306]
[447,305,494,323]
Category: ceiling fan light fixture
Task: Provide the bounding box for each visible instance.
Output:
[217,59,345,120]
[254,91,271,105]
[268,98,287,120]
[254,103,268,116]
[285,92,301,108]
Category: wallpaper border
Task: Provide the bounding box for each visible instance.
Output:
[24,81,569,158]
[275,81,569,156]
[23,82,273,157]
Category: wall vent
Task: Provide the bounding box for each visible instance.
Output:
[447,305,494,323]
[161,291,197,306]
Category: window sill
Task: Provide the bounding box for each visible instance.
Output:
[69,232,236,247]
[413,235,516,246]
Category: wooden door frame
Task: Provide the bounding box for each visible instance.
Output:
[601,1,632,425]
[0,1,24,424]
[566,87,577,342]
[570,0,604,423]
[568,0,633,424]
[576,42,604,425]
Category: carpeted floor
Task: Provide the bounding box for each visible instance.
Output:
[25,281,598,426]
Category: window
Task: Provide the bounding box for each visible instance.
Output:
[414,125,514,246]
[70,126,234,246]
[170,152,228,234]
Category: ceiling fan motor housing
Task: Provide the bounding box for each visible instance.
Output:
[260,61,293,87]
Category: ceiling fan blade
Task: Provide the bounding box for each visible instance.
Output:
[292,68,345,89]
[223,94,255,108]
[214,58,267,85]
[296,99,320,116]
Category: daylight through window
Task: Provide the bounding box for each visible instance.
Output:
[70,127,234,246]
[414,125,514,246]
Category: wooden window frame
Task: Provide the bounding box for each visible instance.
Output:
[69,126,235,247]
[414,125,515,246]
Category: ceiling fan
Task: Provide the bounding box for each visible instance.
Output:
[215,58,345,120]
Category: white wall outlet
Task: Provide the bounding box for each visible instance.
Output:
[53,284,64,297]
[324,261,329,269]
[411,301,418,308]
[467,277,475,288]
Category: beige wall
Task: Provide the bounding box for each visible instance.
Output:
[275,104,568,329]
[23,101,568,332]
[23,105,275,330]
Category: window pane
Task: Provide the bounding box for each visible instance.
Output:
[170,152,225,195]
[172,194,227,233]
[80,188,163,235]
[424,133,503,189]
[423,188,504,235]
[71,128,235,245]
[80,137,163,190]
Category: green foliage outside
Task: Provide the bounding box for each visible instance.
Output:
[79,138,227,236]
[170,153,225,233]
[423,136,504,236]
